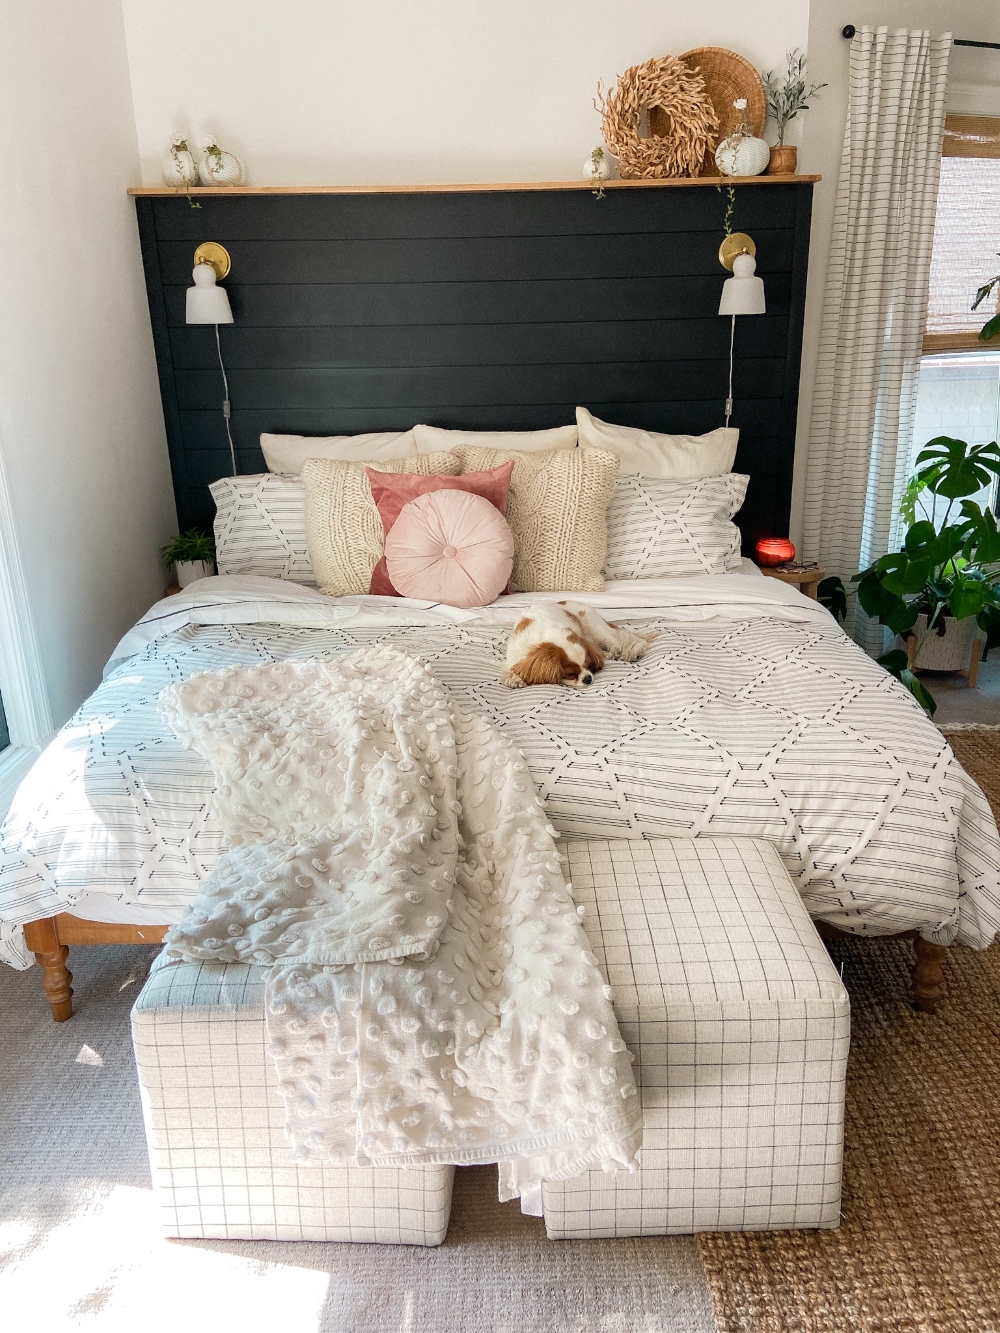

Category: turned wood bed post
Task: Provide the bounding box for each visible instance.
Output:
[22,916,73,1021]
[815,922,948,1014]
[911,936,948,1014]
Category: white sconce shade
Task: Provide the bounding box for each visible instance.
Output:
[718,252,766,316]
[186,262,234,324]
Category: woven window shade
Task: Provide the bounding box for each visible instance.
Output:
[924,116,1000,353]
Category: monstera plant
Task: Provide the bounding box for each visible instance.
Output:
[850,436,1000,711]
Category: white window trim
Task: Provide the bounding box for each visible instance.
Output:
[0,431,52,818]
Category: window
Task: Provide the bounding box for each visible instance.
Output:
[924,116,1000,354]
[0,443,51,813]
[901,115,1000,521]
[912,350,1000,518]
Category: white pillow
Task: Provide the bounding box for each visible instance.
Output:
[603,473,749,579]
[413,423,577,454]
[261,429,417,474]
[211,473,315,584]
[577,407,738,479]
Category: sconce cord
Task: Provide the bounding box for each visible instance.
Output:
[725,314,735,427]
[215,323,236,477]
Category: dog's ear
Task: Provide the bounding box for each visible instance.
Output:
[568,632,605,673]
[510,642,572,686]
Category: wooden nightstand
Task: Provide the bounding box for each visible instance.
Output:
[760,565,825,599]
[165,583,181,597]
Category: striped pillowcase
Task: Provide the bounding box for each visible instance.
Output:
[210,474,316,584]
[603,473,749,579]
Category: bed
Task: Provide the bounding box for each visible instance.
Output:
[3,568,998,1019]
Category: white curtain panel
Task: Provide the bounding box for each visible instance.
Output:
[803,27,951,652]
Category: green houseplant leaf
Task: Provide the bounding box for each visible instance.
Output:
[817,576,847,623]
[876,650,937,715]
[160,529,216,567]
[851,435,1000,715]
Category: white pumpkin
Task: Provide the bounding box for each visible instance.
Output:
[714,133,770,178]
[199,143,245,186]
[162,137,199,188]
[583,150,612,181]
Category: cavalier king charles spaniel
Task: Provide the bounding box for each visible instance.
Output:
[502,601,653,688]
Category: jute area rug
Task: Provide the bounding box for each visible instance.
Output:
[698,724,1000,1333]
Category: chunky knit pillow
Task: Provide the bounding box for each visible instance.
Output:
[302,451,460,596]
[603,472,749,579]
[453,444,619,592]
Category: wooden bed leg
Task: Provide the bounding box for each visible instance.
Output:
[23,917,74,1021]
[912,936,947,1014]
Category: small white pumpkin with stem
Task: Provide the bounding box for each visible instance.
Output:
[198,138,245,186]
[714,100,769,177]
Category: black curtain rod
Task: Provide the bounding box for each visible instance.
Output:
[842,25,1000,50]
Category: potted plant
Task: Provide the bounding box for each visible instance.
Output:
[161,530,216,588]
[973,255,1000,342]
[849,436,1000,710]
[761,50,826,175]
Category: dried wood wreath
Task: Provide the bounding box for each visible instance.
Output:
[596,57,718,179]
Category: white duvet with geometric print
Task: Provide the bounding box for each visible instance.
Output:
[1,574,997,968]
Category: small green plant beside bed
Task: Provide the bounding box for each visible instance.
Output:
[160,530,216,567]
[819,436,1000,715]
[161,531,216,588]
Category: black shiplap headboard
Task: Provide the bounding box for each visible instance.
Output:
[134,181,813,551]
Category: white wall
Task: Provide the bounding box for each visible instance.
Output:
[790,2,1000,546]
[0,0,177,727]
[122,0,808,186]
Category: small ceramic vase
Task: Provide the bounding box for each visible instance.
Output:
[715,132,770,178]
[162,136,199,188]
[766,145,799,176]
[584,148,612,182]
[199,141,245,186]
[174,559,216,588]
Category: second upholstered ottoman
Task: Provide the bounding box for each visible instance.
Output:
[542,837,850,1238]
[131,952,455,1244]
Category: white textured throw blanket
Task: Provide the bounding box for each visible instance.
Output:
[159,645,641,1212]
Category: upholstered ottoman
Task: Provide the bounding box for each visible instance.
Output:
[542,838,850,1239]
[131,953,455,1244]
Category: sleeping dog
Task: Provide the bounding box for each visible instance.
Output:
[502,601,652,688]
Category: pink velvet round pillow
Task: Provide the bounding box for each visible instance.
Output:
[384,489,514,608]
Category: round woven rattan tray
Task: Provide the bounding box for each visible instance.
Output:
[650,47,766,177]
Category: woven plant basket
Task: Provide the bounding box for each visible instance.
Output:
[651,47,766,177]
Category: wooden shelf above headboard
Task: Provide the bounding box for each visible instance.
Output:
[129,175,820,197]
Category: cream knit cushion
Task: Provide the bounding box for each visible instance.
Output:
[414,424,578,454]
[453,444,619,592]
[302,451,459,596]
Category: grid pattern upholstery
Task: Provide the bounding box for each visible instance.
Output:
[542,837,850,1239]
[131,953,455,1244]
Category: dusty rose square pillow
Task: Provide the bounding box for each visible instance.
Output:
[366,461,514,596]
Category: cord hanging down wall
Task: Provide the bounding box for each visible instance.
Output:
[842,25,1000,51]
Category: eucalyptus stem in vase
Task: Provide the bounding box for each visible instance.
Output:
[761,50,826,174]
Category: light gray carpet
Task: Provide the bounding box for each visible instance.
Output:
[0,944,716,1333]
[929,654,1000,725]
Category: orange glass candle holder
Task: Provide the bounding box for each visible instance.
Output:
[755,537,796,567]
